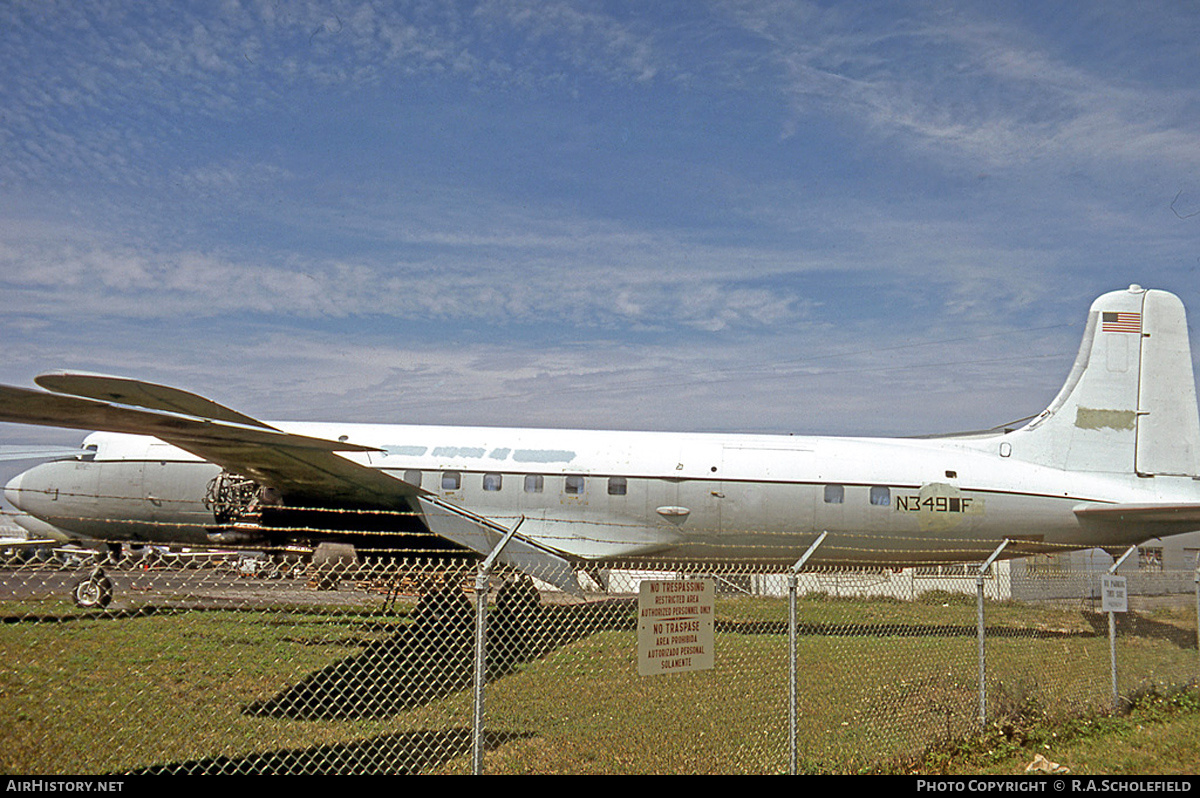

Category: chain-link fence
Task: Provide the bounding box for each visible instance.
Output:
[1,542,1197,774]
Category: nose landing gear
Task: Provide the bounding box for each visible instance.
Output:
[71,567,113,609]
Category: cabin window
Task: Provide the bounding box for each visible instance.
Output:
[524,474,544,493]
[483,473,502,492]
[404,470,422,487]
[869,486,890,506]
[607,476,627,496]
[564,475,585,495]
[441,471,461,491]
[823,484,844,504]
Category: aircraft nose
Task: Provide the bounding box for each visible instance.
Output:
[4,471,27,511]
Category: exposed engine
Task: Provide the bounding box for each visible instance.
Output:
[204,471,263,526]
[202,470,462,553]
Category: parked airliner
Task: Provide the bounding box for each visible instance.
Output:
[3,285,1200,592]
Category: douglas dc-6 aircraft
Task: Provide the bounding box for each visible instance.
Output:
[3,285,1200,599]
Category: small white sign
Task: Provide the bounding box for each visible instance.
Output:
[637,578,715,676]
[1101,574,1128,613]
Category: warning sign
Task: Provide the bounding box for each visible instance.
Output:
[637,578,715,676]
[1101,574,1128,613]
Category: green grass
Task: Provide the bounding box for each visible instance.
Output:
[913,686,1200,775]
[0,593,1195,774]
[0,609,416,774]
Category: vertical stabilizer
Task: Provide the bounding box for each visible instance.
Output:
[1013,286,1200,476]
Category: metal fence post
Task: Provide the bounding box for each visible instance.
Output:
[977,540,1009,729]
[788,531,827,775]
[471,568,489,775]
[788,571,797,775]
[1194,554,1200,680]
[1107,546,1137,711]
[470,517,525,775]
[1108,606,1118,710]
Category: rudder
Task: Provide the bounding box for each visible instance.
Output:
[1135,289,1200,475]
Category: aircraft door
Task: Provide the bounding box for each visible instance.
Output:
[719,444,816,555]
[647,451,681,521]
[95,458,147,537]
[675,441,722,537]
[141,444,218,534]
[33,459,101,538]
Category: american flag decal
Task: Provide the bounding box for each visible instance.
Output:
[1102,311,1141,333]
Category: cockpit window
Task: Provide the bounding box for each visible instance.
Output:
[78,444,98,462]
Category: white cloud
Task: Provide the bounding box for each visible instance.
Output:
[720,3,1200,176]
[2,1,1197,441]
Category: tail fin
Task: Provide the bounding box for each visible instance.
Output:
[1014,285,1200,476]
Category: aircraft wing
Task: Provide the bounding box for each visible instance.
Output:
[1073,502,1200,536]
[0,535,57,547]
[0,374,591,580]
[0,445,90,462]
[35,371,277,429]
[0,380,421,510]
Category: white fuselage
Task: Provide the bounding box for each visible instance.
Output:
[7,287,1200,567]
[8,422,1197,565]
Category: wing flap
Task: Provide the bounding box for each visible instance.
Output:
[417,496,581,593]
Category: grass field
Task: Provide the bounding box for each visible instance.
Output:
[0,587,1196,774]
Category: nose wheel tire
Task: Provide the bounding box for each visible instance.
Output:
[71,572,113,609]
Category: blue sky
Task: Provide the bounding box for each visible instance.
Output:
[2,0,1199,444]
